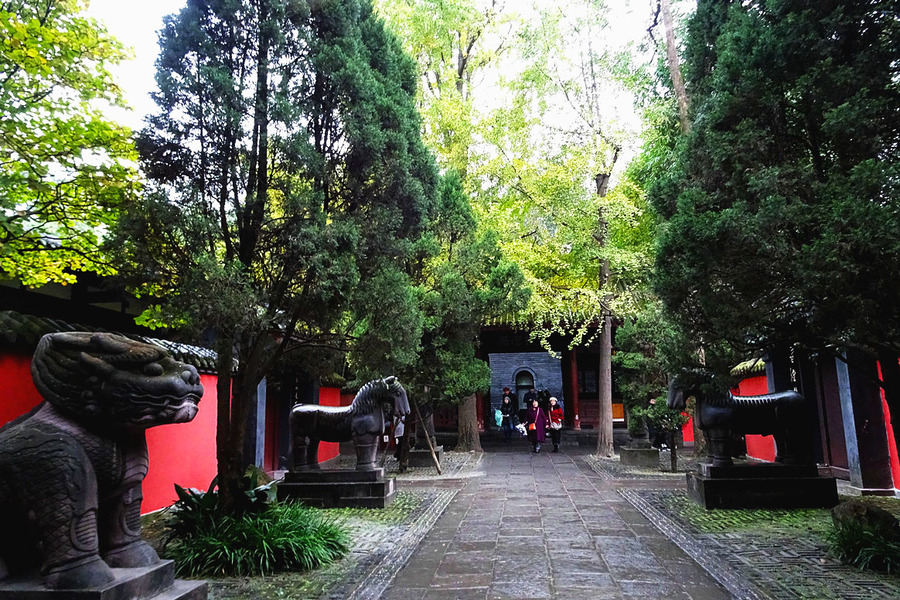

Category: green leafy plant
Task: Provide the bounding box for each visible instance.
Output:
[633,397,690,471]
[160,469,345,577]
[164,501,349,577]
[827,522,900,574]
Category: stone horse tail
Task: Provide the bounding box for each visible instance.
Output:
[290,376,410,471]
[667,374,811,468]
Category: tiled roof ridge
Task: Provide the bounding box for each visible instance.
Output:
[0,310,220,373]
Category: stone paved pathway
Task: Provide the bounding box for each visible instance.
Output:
[380,447,732,600]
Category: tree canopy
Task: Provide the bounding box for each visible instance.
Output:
[112,0,438,511]
[0,0,136,286]
[651,0,900,370]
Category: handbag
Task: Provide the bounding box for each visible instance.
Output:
[528,422,536,431]
[550,421,562,430]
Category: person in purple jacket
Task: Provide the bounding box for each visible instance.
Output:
[525,398,548,453]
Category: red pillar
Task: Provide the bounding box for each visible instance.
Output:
[569,347,581,430]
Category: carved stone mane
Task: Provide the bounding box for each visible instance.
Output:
[0,332,203,589]
[290,376,409,471]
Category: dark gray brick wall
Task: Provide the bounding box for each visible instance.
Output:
[488,351,565,413]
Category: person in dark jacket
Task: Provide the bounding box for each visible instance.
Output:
[525,398,548,453]
[500,389,515,441]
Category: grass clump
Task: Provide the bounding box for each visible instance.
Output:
[827,523,900,574]
[827,499,900,575]
[162,484,349,577]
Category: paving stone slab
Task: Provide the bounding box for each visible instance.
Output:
[620,487,900,600]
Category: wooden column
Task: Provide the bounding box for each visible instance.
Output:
[569,347,581,430]
[836,349,894,495]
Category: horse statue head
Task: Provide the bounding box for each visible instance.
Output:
[667,370,719,411]
[380,376,410,418]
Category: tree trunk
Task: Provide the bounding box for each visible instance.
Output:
[215,334,268,516]
[660,0,690,134]
[214,336,241,515]
[595,314,614,456]
[456,394,483,452]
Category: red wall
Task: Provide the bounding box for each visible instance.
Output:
[0,353,219,514]
[0,353,43,424]
[143,373,218,512]
[317,387,341,463]
[681,415,694,444]
[878,361,900,490]
[740,374,778,462]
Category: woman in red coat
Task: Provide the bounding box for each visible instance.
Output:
[548,397,564,452]
[525,398,548,453]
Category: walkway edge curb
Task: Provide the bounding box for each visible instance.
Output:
[618,488,770,600]
[345,488,459,600]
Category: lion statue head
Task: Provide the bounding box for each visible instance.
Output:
[30,332,203,428]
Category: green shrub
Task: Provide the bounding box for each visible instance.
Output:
[162,481,349,577]
[827,521,900,574]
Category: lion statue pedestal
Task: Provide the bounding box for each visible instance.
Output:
[0,332,207,599]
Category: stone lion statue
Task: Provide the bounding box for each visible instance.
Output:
[0,332,204,589]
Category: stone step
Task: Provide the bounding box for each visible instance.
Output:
[0,560,206,600]
[153,579,208,600]
[284,468,385,483]
[278,476,396,508]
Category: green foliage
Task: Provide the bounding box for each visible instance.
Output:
[353,171,529,404]
[827,522,900,574]
[164,500,348,577]
[632,397,689,434]
[163,471,345,577]
[470,0,652,349]
[650,0,900,364]
[0,0,137,285]
[111,0,438,512]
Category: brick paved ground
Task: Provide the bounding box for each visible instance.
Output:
[378,447,730,600]
[239,441,900,600]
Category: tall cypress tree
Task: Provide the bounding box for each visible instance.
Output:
[112,0,437,513]
[652,0,900,372]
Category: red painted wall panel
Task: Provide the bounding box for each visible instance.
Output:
[739,374,777,462]
[681,416,694,444]
[878,361,900,490]
[0,353,43,424]
[143,373,219,513]
[317,387,340,462]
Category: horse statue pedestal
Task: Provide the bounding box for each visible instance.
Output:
[687,461,838,510]
[407,445,443,468]
[0,560,206,600]
[277,468,395,508]
[620,446,661,469]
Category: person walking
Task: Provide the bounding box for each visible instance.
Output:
[525,398,548,453]
[547,396,563,452]
[500,390,515,442]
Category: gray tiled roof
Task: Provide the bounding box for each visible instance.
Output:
[0,310,220,373]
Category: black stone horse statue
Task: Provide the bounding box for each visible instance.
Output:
[290,376,409,471]
[667,372,813,468]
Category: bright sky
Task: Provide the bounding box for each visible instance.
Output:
[86,0,656,132]
[86,0,187,129]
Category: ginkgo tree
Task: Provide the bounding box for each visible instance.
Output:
[375,0,524,450]
[475,0,648,455]
[0,0,136,286]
